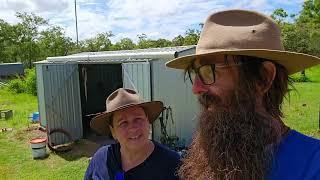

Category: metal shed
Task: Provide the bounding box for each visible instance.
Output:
[35,46,198,148]
[0,62,24,77]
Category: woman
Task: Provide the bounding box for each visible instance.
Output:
[85,88,180,180]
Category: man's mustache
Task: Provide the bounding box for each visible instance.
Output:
[198,93,223,109]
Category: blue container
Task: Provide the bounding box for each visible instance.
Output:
[32,112,40,122]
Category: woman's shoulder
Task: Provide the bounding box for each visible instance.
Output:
[91,145,110,161]
[153,141,180,161]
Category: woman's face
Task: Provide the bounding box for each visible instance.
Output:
[110,106,150,151]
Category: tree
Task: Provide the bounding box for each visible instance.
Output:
[112,38,136,50]
[271,8,288,24]
[15,12,48,67]
[298,0,320,26]
[297,0,320,56]
[0,20,13,62]
[271,7,319,56]
[39,26,73,58]
[137,34,150,49]
[183,29,200,45]
[172,35,185,46]
[154,38,172,47]
[81,32,113,52]
[271,5,320,80]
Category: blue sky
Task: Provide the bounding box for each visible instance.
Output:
[0,0,305,43]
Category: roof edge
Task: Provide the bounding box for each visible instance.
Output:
[46,51,177,63]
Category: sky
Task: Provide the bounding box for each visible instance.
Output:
[0,0,305,43]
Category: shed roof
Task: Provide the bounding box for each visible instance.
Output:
[35,45,195,64]
[0,62,23,65]
[70,45,195,56]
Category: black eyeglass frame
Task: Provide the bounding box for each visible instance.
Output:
[186,61,243,85]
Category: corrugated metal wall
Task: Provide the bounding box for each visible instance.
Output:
[122,62,151,101]
[151,59,198,147]
[0,63,24,76]
[122,61,155,139]
[38,64,83,145]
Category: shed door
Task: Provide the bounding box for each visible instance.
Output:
[122,62,151,101]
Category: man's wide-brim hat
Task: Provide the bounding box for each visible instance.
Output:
[90,88,163,136]
[166,9,320,74]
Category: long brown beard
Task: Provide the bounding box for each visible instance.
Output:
[178,89,283,180]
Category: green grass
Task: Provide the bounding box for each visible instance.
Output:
[282,82,320,137]
[0,89,37,129]
[0,89,88,179]
[282,65,320,138]
[0,65,319,179]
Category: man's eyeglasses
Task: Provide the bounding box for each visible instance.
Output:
[186,62,243,85]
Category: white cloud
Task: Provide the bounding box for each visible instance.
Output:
[0,0,305,43]
[104,0,228,42]
[0,0,72,24]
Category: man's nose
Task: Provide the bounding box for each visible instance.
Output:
[192,76,209,95]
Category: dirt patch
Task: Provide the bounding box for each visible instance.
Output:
[54,139,101,158]
[50,135,115,161]
[11,124,47,142]
[7,124,113,160]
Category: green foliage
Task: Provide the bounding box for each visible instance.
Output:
[271,5,320,80]
[182,29,200,45]
[24,69,37,96]
[298,0,320,26]
[137,33,156,49]
[271,8,288,23]
[112,38,136,50]
[6,78,26,94]
[15,12,48,68]
[80,32,113,52]
[6,68,37,96]
[291,74,312,82]
[271,5,320,57]
[290,65,320,82]
[172,35,184,46]
[39,26,73,57]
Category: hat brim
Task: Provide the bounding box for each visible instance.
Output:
[90,101,164,136]
[166,49,320,75]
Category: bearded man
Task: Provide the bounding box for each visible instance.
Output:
[166,9,320,179]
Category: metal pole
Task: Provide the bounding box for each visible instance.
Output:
[74,0,79,46]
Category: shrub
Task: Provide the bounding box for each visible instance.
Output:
[25,69,37,96]
[291,75,312,82]
[6,78,26,93]
[6,68,37,95]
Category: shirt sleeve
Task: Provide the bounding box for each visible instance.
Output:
[84,146,110,180]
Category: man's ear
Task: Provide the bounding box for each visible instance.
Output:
[257,61,276,95]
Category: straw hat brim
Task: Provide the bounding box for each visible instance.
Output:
[166,49,320,75]
[90,101,163,136]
